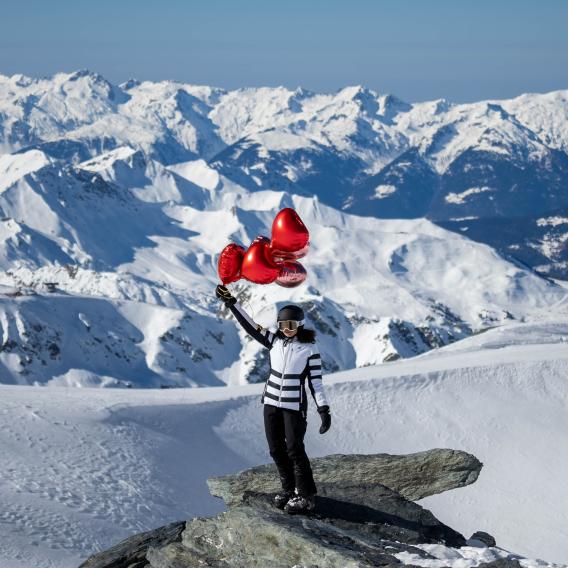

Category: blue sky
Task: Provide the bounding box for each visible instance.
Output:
[1,0,566,102]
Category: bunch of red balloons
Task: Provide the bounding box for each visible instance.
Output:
[217,208,309,288]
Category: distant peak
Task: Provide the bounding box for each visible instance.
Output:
[339,85,378,100]
[121,78,141,90]
[9,73,34,88]
[53,69,130,104]
[66,69,107,83]
[381,94,412,112]
[431,98,452,114]
[484,102,509,119]
[78,146,142,173]
[292,86,313,99]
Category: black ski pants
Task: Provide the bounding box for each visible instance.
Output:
[263,404,317,497]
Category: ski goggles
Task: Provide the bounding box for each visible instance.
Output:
[278,319,304,330]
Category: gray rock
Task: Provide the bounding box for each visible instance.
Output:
[149,484,466,566]
[147,541,231,568]
[470,530,497,547]
[310,484,466,547]
[81,449,483,568]
[78,520,185,568]
[208,448,482,507]
[175,502,429,568]
[242,488,465,546]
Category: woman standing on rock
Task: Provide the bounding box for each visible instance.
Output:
[215,284,331,514]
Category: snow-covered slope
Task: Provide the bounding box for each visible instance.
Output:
[0,320,567,567]
[2,71,568,276]
[2,72,567,179]
[2,71,568,385]
[0,71,224,163]
[1,144,566,385]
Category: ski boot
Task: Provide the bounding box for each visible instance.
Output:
[284,494,316,514]
[273,489,294,509]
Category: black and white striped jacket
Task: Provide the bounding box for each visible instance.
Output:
[228,301,329,413]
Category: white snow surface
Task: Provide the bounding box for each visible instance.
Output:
[373,184,397,199]
[1,72,568,385]
[1,72,568,566]
[1,144,566,385]
[0,321,567,567]
[445,186,494,205]
[1,71,568,172]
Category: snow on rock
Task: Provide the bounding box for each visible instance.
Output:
[445,186,494,205]
[499,90,568,154]
[0,149,53,192]
[537,216,568,227]
[372,183,397,199]
[166,158,220,190]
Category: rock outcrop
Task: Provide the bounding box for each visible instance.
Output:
[80,521,186,568]
[81,448,484,568]
[208,448,482,506]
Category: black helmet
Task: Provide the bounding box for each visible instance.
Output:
[277,304,305,325]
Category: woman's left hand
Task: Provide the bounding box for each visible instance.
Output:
[216,284,236,306]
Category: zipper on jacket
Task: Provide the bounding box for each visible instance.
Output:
[279,337,293,407]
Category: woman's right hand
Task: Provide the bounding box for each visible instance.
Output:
[216,284,236,306]
[318,406,331,434]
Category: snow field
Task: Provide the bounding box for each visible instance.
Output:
[0,323,567,567]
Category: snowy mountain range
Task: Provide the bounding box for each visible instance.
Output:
[3,71,568,275]
[1,70,568,387]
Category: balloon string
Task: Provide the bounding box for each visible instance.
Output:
[244,298,255,321]
[225,281,256,321]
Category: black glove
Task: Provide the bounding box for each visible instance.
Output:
[215,284,236,307]
[318,406,331,434]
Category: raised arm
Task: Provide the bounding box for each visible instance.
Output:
[229,301,277,349]
[216,285,276,349]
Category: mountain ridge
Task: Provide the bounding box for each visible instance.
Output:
[2,71,568,386]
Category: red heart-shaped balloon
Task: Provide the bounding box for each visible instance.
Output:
[241,236,280,284]
[275,260,307,288]
[270,208,310,261]
[217,243,245,285]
